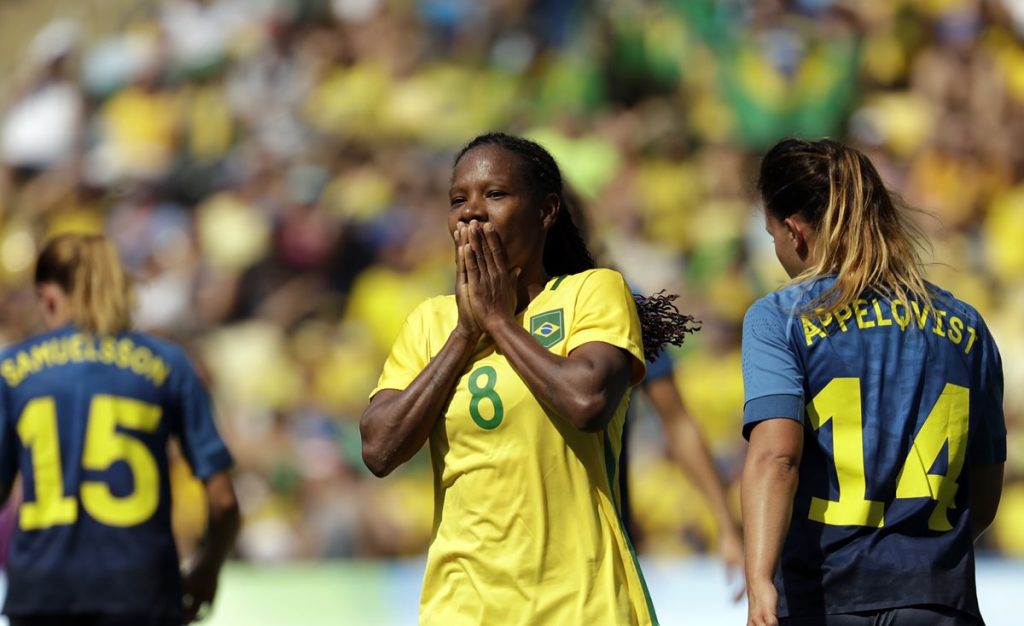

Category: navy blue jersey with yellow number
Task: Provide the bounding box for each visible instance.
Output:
[742,277,1005,621]
[0,325,233,619]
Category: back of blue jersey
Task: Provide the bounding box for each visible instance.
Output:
[0,326,233,619]
[742,278,1005,620]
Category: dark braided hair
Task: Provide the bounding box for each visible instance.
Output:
[454,132,699,361]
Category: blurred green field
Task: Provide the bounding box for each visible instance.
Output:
[203,558,1024,626]
[207,562,409,626]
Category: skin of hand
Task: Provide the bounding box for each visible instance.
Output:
[746,579,780,626]
[182,560,219,623]
[453,223,484,341]
[719,523,746,600]
[181,471,240,623]
[460,220,519,332]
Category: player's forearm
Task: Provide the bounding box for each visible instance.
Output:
[360,329,480,476]
[485,316,627,432]
[194,472,240,572]
[741,446,798,589]
[669,417,737,531]
[645,377,737,532]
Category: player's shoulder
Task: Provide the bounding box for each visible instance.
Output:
[411,294,456,319]
[926,283,1000,360]
[743,279,828,345]
[124,331,187,362]
[927,282,985,327]
[745,281,813,324]
[0,326,68,361]
[121,331,200,387]
[554,267,627,293]
[400,295,458,343]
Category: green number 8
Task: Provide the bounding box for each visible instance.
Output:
[468,366,504,430]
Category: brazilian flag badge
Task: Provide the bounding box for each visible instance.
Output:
[530,309,565,349]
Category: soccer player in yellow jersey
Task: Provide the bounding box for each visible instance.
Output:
[361,133,696,625]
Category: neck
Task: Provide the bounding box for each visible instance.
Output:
[801,227,819,269]
[515,263,550,313]
[42,304,75,331]
[45,312,75,331]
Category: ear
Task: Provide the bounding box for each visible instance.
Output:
[540,192,560,232]
[36,283,59,314]
[36,282,71,329]
[782,215,812,260]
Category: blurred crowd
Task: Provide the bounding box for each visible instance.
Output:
[0,0,1022,562]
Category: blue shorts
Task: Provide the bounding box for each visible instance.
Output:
[10,615,180,626]
[781,605,980,626]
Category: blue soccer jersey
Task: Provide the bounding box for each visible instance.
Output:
[0,325,233,619]
[742,277,1005,620]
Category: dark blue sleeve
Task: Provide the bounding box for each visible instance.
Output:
[969,322,1006,465]
[643,349,674,382]
[0,390,17,487]
[741,297,805,440]
[170,349,233,480]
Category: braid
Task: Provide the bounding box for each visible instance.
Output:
[455,132,700,360]
[633,291,701,362]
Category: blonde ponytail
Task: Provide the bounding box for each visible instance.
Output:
[35,234,134,335]
[758,138,933,314]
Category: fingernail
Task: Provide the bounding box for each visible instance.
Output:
[484,223,494,232]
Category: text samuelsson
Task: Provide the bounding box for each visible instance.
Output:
[2,334,171,388]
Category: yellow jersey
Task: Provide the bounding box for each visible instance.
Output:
[372,269,657,626]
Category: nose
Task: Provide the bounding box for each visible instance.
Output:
[458,197,487,224]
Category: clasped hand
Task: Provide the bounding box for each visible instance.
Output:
[454,221,519,339]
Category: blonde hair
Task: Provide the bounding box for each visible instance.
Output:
[34,233,134,334]
[758,138,932,314]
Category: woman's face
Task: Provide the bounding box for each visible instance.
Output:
[448,145,552,274]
